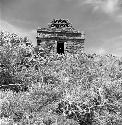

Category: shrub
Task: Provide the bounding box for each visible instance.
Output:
[1,31,122,125]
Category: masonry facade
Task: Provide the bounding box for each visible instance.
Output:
[36,19,85,56]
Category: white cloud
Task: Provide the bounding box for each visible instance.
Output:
[82,0,122,24]
[84,0,120,14]
[0,20,27,36]
[98,35,122,57]
[66,0,122,23]
[0,20,37,46]
[85,47,107,55]
[85,34,122,57]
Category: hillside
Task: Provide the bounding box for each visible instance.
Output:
[0,31,122,125]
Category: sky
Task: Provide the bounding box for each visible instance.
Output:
[1,0,122,56]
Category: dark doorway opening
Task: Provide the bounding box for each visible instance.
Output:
[57,41,64,54]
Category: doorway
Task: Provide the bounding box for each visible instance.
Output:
[57,41,64,54]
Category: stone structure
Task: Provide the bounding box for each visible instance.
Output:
[36,19,85,56]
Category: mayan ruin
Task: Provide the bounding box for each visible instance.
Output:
[36,19,85,56]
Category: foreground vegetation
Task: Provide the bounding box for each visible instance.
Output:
[0,31,122,125]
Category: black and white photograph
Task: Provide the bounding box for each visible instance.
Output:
[0,0,122,125]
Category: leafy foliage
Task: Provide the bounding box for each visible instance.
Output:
[0,31,122,125]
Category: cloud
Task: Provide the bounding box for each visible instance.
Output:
[85,34,122,57]
[0,0,18,5]
[0,20,37,46]
[98,35,122,57]
[84,0,120,14]
[66,0,122,23]
[1,20,26,36]
[0,0,19,9]
[67,0,120,14]
[86,47,107,55]
[82,0,122,24]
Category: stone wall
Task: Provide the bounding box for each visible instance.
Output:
[37,39,84,57]
[65,41,84,54]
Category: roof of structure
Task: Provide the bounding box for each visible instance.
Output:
[37,19,80,33]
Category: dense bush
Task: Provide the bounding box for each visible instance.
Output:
[0,30,122,125]
[0,31,34,92]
